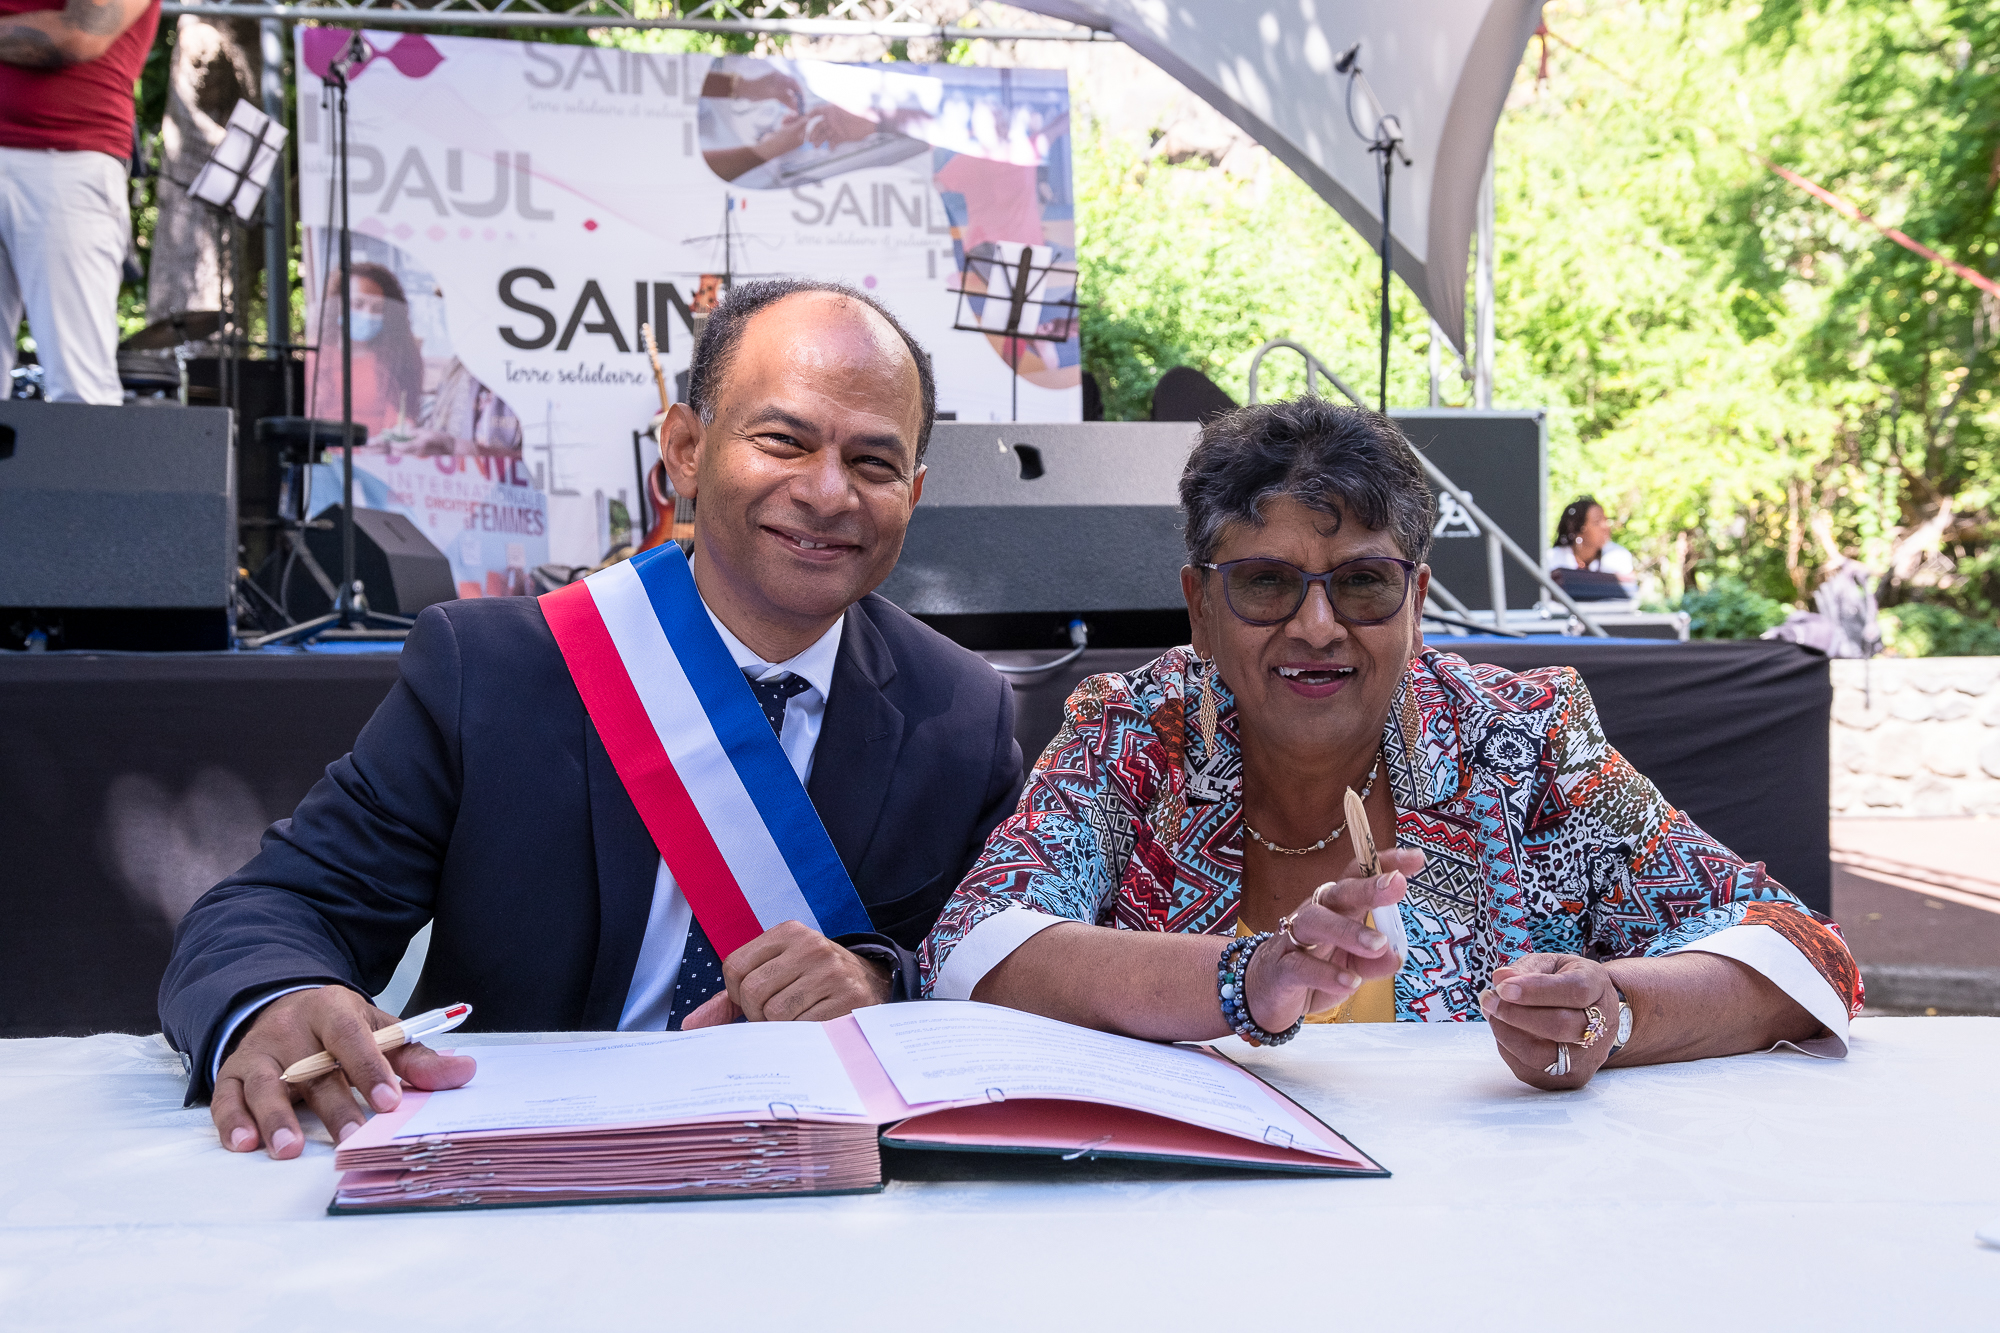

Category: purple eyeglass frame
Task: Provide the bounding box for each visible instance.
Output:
[1196,555,1420,627]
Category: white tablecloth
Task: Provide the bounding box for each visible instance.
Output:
[3,1019,1995,1330]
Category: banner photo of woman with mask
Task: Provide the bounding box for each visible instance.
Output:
[300,231,549,598]
[307,261,425,435]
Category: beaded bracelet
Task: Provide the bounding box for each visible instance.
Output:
[1216,932,1304,1047]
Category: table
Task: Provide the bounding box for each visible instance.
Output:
[4,1020,1993,1330]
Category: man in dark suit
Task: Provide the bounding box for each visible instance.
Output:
[160,279,1024,1159]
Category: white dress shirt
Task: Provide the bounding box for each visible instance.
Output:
[210,592,845,1078]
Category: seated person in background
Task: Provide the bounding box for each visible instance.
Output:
[162,278,1024,1157]
[1546,495,1637,597]
[920,402,1860,1090]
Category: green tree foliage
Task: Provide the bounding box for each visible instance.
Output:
[1077,0,2000,651]
[1881,602,2000,656]
[1679,576,1791,640]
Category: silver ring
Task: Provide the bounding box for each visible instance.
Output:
[1543,1044,1571,1078]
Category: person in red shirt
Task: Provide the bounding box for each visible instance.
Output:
[0,0,158,403]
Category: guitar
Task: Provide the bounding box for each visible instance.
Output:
[639,322,697,548]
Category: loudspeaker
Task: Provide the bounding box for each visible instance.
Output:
[1390,410,1547,611]
[0,400,235,649]
[257,505,456,621]
[1150,366,1238,424]
[876,422,1197,648]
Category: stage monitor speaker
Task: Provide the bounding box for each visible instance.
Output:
[876,422,1197,647]
[262,505,456,621]
[1150,366,1238,424]
[1390,410,1548,611]
[0,400,235,649]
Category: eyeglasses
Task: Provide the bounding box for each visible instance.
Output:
[1197,556,1419,627]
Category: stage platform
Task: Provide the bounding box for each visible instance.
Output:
[0,637,1830,1037]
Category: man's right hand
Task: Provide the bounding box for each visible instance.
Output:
[211,987,476,1159]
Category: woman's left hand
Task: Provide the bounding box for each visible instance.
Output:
[1479,954,1621,1090]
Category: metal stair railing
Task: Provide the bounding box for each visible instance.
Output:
[1244,338,1608,638]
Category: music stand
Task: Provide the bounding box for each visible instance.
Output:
[950,243,1082,422]
[184,100,286,440]
[1334,45,1411,412]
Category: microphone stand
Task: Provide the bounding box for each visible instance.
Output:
[1371,135,1408,414]
[1337,45,1410,414]
[245,31,415,648]
[330,32,360,630]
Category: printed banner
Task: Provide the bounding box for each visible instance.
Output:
[296,31,1079,576]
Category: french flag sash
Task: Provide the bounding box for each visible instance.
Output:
[539,543,873,957]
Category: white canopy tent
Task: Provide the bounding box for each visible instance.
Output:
[1021,0,1545,353]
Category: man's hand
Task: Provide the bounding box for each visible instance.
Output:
[211,987,476,1159]
[1478,953,1621,1090]
[681,921,891,1028]
[0,0,150,69]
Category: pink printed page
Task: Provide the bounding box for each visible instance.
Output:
[881,1098,1376,1171]
[337,1086,434,1152]
[823,1013,938,1122]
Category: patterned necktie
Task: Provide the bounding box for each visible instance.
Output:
[665,670,812,1028]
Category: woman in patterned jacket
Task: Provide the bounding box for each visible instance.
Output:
[918,400,1860,1089]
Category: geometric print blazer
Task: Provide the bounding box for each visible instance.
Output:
[920,646,1862,1053]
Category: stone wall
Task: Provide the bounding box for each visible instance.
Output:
[1831,658,2000,817]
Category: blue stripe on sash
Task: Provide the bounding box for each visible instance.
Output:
[628,544,874,939]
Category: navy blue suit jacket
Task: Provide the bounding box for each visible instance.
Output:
[159,592,1023,1101]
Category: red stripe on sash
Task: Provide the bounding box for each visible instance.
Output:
[541,579,764,956]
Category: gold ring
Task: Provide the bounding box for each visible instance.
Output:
[1577,1004,1607,1049]
[1278,912,1306,950]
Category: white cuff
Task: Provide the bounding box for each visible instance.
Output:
[1672,923,1851,1058]
[931,906,1076,1001]
[209,985,324,1083]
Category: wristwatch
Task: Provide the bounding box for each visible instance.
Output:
[1607,981,1633,1059]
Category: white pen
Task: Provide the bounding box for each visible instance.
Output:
[1343,787,1409,963]
[280,1002,473,1085]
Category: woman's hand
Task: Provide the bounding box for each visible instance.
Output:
[1479,953,1621,1090]
[1242,848,1424,1032]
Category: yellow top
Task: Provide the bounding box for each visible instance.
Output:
[1236,916,1398,1023]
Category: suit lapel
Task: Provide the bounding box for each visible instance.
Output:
[580,715,659,1029]
[808,600,904,888]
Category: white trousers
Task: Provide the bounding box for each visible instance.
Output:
[0,146,129,405]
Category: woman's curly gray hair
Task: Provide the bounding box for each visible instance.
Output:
[1179,399,1437,567]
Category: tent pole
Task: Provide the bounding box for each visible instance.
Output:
[1428,319,1443,406]
[1378,147,1392,413]
[259,19,289,356]
[1475,146,1495,410]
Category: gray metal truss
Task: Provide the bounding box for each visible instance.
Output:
[154,0,1115,41]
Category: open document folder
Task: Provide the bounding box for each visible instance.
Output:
[330,1002,1388,1213]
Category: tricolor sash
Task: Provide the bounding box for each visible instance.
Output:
[539,543,873,957]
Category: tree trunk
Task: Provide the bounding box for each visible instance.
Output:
[147,16,261,323]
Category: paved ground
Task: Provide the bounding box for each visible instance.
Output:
[1829,819,2000,1014]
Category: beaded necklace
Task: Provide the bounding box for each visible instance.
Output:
[1241,755,1380,857]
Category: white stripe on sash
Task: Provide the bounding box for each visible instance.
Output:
[589,559,821,932]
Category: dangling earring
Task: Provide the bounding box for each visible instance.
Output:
[1198,659,1220,753]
